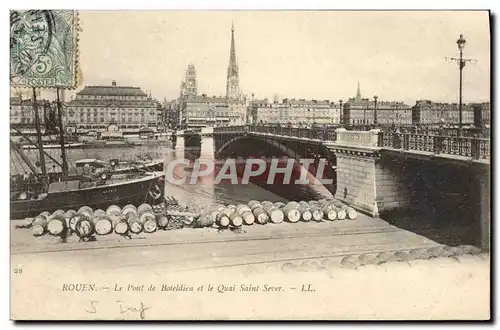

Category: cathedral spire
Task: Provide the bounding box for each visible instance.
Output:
[226,22,240,99]
[356,81,361,100]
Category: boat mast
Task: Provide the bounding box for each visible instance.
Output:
[56,88,68,176]
[10,139,38,174]
[32,87,47,183]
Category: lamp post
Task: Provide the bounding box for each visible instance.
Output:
[339,99,343,127]
[373,95,378,127]
[456,34,466,136]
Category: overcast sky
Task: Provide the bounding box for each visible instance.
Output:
[32,11,491,104]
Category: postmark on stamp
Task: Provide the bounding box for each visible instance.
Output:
[10,10,79,89]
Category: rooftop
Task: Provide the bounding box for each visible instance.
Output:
[77,81,148,97]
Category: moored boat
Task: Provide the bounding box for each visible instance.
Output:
[10,90,166,220]
[10,172,165,219]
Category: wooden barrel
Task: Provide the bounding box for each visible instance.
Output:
[40,211,51,218]
[241,211,255,225]
[156,216,169,229]
[263,205,284,224]
[274,201,286,209]
[229,212,243,228]
[69,212,89,232]
[226,204,237,213]
[253,207,269,225]
[216,211,230,228]
[336,206,347,220]
[261,201,274,209]
[214,204,226,212]
[236,204,252,215]
[93,215,113,235]
[111,214,129,235]
[51,209,65,217]
[74,213,95,238]
[210,209,220,224]
[63,210,76,229]
[249,203,263,212]
[308,200,319,207]
[310,207,324,222]
[32,214,49,237]
[194,211,214,228]
[47,215,68,236]
[94,209,107,217]
[300,207,312,222]
[77,206,94,218]
[122,204,137,216]
[64,209,76,219]
[248,200,262,211]
[337,205,357,220]
[127,214,143,234]
[298,201,309,208]
[140,212,158,233]
[138,203,153,215]
[106,205,122,217]
[322,206,337,221]
[282,203,301,223]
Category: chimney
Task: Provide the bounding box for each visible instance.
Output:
[112,80,117,87]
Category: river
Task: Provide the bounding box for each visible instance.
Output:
[10,136,333,212]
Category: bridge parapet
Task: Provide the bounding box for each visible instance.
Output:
[335,128,380,148]
[379,132,490,160]
[214,125,489,161]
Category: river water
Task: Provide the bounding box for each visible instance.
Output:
[10,136,333,212]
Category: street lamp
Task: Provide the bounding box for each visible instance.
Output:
[373,95,378,126]
[457,34,466,135]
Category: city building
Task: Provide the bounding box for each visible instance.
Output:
[180,94,247,128]
[163,98,181,129]
[63,80,161,131]
[10,95,48,127]
[250,98,340,125]
[411,100,474,125]
[343,82,411,125]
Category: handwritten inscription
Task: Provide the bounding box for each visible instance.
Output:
[73,282,315,319]
[85,300,150,320]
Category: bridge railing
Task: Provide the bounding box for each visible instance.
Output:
[379,132,490,160]
[246,125,337,141]
[213,125,489,160]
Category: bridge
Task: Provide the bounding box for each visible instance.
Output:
[210,125,490,249]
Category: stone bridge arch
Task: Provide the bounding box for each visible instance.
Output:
[214,133,337,195]
[215,134,305,160]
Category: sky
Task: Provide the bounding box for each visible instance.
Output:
[23,10,491,105]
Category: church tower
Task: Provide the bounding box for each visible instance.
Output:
[226,23,240,99]
[356,81,362,100]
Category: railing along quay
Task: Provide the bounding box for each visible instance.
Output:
[213,125,490,160]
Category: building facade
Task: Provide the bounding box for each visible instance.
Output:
[343,83,411,126]
[250,98,340,126]
[63,81,161,131]
[10,96,48,126]
[411,100,475,125]
[180,95,247,128]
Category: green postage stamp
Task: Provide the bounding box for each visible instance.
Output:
[10,10,79,89]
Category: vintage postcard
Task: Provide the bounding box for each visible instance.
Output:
[9,10,491,320]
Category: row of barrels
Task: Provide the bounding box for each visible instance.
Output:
[193,199,358,229]
[30,203,167,239]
